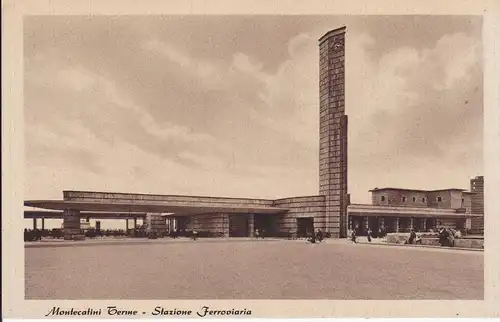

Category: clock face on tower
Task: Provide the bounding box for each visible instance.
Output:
[333,42,343,52]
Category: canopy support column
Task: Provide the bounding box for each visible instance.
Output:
[63,209,84,240]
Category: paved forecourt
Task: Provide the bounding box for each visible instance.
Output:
[25,239,483,300]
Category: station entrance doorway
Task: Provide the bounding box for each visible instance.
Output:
[177,217,190,232]
[254,214,278,237]
[296,217,314,238]
[229,215,250,237]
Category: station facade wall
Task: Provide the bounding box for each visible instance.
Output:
[63,191,330,237]
[371,190,429,207]
[63,191,274,207]
[185,213,229,236]
[371,189,472,212]
[273,196,326,235]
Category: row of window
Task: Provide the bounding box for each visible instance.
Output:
[380,196,443,202]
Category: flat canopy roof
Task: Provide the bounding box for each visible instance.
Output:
[24,200,288,215]
[24,210,147,219]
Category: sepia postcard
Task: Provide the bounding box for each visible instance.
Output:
[2,0,500,319]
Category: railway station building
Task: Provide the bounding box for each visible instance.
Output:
[24,26,484,240]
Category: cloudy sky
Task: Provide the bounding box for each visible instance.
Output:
[24,15,483,206]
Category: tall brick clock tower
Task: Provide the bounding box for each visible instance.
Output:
[318,26,349,238]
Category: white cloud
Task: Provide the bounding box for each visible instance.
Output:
[143,40,190,67]
[435,33,481,90]
[28,62,221,147]
[139,114,219,145]
[227,33,320,147]
[232,53,263,74]
[26,118,318,201]
[24,23,482,211]
[348,31,480,138]
[142,39,227,91]
[218,30,482,203]
[177,151,227,171]
[57,68,96,92]
[345,32,482,202]
[288,33,314,58]
[26,54,319,201]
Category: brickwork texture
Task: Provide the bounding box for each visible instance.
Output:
[318,26,348,238]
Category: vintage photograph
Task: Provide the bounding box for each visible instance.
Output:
[23,15,484,300]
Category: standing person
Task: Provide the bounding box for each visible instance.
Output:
[448,228,455,247]
[254,228,260,239]
[367,228,372,243]
[316,229,324,243]
[438,227,449,246]
[438,227,444,246]
[408,228,416,244]
[192,230,198,241]
[415,232,422,245]
[350,229,357,243]
[443,228,450,246]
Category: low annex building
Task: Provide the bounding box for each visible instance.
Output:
[347,186,483,236]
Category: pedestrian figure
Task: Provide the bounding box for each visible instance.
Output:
[192,230,198,241]
[415,232,422,245]
[255,228,260,239]
[350,229,357,243]
[438,227,449,246]
[316,229,324,243]
[408,228,416,244]
[367,228,372,243]
[448,228,455,247]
